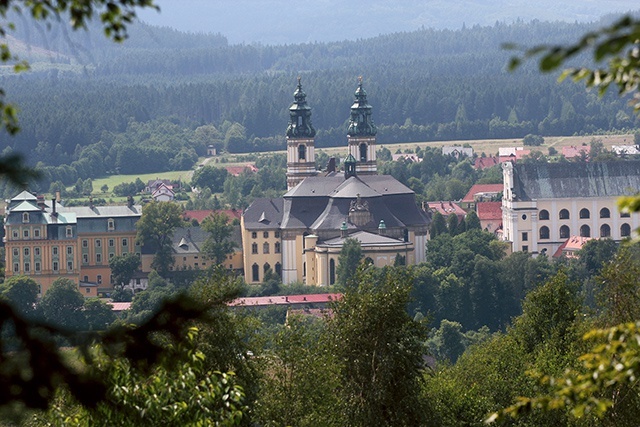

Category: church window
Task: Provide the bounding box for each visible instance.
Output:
[600,224,611,238]
[522,232,528,241]
[298,144,306,160]
[329,259,336,285]
[559,225,570,239]
[539,210,549,220]
[359,143,367,162]
[559,209,570,220]
[252,264,259,282]
[579,208,590,219]
[539,226,550,239]
[580,224,591,237]
[600,208,610,218]
[621,223,631,237]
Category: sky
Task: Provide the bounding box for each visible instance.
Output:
[136,0,635,45]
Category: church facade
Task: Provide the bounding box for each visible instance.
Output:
[242,79,430,285]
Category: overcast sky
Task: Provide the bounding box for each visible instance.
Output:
[136,0,635,45]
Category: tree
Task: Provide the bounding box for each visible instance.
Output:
[429,211,448,238]
[38,278,86,331]
[135,201,184,276]
[109,253,141,291]
[523,134,544,146]
[100,184,109,193]
[329,266,428,426]
[465,210,481,230]
[191,165,228,193]
[0,275,39,316]
[83,298,116,331]
[201,212,236,265]
[336,238,363,289]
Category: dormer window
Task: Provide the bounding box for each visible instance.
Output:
[22,212,29,223]
[65,226,73,238]
[108,218,115,231]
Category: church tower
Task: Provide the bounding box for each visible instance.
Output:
[347,77,377,175]
[286,78,317,189]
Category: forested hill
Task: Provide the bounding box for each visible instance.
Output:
[0,16,638,193]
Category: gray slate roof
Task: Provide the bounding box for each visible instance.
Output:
[319,230,409,248]
[243,198,284,229]
[513,161,640,201]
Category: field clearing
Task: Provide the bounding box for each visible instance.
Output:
[91,170,192,194]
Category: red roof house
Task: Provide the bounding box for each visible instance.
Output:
[476,201,503,233]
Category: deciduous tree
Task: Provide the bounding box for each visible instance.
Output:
[135,201,184,277]
[201,212,236,265]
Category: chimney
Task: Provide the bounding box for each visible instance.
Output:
[55,191,61,203]
[127,195,134,208]
[51,198,57,217]
[89,196,94,209]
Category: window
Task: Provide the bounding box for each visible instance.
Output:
[96,253,102,263]
[522,245,528,253]
[95,239,102,247]
[359,143,367,162]
[580,224,591,238]
[24,262,30,272]
[23,247,29,257]
[621,211,631,218]
[275,262,282,277]
[97,275,102,284]
[559,225,570,239]
[83,254,88,264]
[53,261,59,271]
[252,243,258,254]
[600,208,610,218]
[12,230,18,239]
[67,261,73,271]
[275,231,280,238]
[65,226,72,238]
[110,275,114,284]
[12,248,18,257]
[298,144,306,160]
[83,276,89,282]
[522,232,528,242]
[252,263,259,282]
[52,247,59,256]
[559,209,570,220]
[521,214,527,220]
[330,259,336,285]
[66,246,73,255]
[85,288,91,294]
[109,253,115,260]
[35,262,40,272]
[13,263,18,273]
[108,218,115,231]
[539,209,549,220]
[82,239,88,248]
[22,212,29,223]
[275,242,281,253]
[621,223,631,237]
[34,247,40,256]
[263,263,271,274]
[263,231,269,238]
[33,229,40,238]
[109,239,114,247]
[23,229,29,238]
[251,232,257,239]
[122,238,128,247]
[600,224,611,238]
[263,242,269,254]
[579,208,590,219]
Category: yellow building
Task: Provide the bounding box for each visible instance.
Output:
[501,161,640,255]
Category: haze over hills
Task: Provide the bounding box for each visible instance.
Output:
[137,0,634,44]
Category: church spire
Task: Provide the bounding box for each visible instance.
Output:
[286,77,318,189]
[347,77,378,175]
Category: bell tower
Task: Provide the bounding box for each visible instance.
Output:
[347,77,377,175]
[286,77,317,189]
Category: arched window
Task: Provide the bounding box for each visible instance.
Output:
[600,208,610,218]
[621,223,631,237]
[263,242,269,254]
[359,143,367,162]
[580,224,591,237]
[329,259,336,285]
[539,210,549,220]
[252,263,259,282]
[298,144,306,160]
[107,218,115,231]
[539,226,550,239]
[559,209,570,220]
[560,225,570,239]
[579,208,590,219]
[263,263,271,275]
[22,212,29,223]
[275,262,282,277]
[251,243,258,254]
[600,224,611,238]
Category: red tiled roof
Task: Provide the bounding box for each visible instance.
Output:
[229,293,342,307]
[109,302,132,311]
[562,145,590,159]
[553,235,592,258]
[225,164,258,176]
[184,209,242,223]
[476,201,502,220]
[462,184,503,203]
[474,156,499,169]
[427,201,466,219]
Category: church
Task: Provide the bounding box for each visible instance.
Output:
[241,79,430,286]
